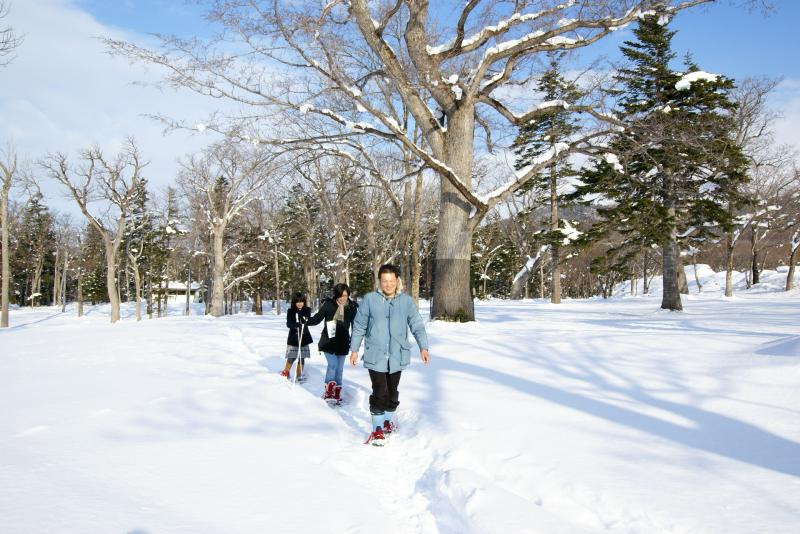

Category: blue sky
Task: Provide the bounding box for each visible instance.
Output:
[3,0,798,215]
[76,0,799,80]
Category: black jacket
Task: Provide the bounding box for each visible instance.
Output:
[307,298,359,355]
[286,306,313,347]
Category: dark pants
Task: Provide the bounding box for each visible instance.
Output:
[368,370,401,415]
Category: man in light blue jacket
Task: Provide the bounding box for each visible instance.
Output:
[349,264,430,446]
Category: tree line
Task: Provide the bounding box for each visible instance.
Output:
[1,2,798,327]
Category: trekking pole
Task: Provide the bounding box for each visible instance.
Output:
[293,320,305,387]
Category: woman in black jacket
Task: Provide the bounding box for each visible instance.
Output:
[307,283,358,403]
[282,292,313,381]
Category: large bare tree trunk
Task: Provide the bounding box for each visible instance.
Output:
[103,238,122,323]
[661,231,683,311]
[254,291,262,315]
[431,109,475,321]
[660,175,683,311]
[210,224,226,317]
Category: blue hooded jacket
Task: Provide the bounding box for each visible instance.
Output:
[349,290,428,373]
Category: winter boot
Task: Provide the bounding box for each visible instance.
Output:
[279,370,290,379]
[383,410,395,434]
[334,385,342,404]
[367,426,385,446]
[323,381,336,400]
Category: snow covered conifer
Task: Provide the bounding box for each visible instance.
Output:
[571,9,748,310]
[513,52,582,304]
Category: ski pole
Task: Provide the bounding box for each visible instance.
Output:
[294,320,305,386]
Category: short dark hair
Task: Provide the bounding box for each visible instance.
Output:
[332,283,351,299]
[378,264,401,278]
[290,292,307,306]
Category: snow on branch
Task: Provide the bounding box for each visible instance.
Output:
[675,71,719,91]
[478,142,570,206]
[513,245,549,284]
[224,263,270,292]
[559,220,582,245]
[426,1,578,57]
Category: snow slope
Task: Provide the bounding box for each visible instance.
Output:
[1,287,799,533]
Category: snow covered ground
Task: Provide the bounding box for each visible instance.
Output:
[1,271,799,533]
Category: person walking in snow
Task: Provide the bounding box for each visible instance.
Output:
[306,283,358,404]
[349,264,430,446]
[282,292,313,381]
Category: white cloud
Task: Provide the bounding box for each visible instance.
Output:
[772,79,800,154]
[0,0,219,215]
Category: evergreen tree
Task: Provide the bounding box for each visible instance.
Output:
[80,224,107,304]
[14,192,55,306]
[513,51,582,303]
[571,9,748,310]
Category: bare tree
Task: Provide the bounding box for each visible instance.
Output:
[106,1,717,320]
[0,1,23,68]
[179,142,282,317]
[43,140,145,323]
[723,77,794,295]
[0,143,17,327]
[779,169,800,290]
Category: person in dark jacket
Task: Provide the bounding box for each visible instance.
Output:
[282,292,313,381]
[307,283,358,403]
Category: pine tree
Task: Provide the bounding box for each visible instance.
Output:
[124,178,154,320]
[571,9,748,310]
[513,52,582,304]
[14,192,55,306]
[79,224,107,305]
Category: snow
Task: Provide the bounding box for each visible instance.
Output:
[480,142,570,204]
[384,116,403,132]
[614,264,798,298]
[558,220,582,244]
[194,123,207,133]
[427,3,578,56]
[675,71,719,91]
[602,152,624,172]
[157,280,201,291]
[512,245,548,283]
[514,100,571,119]
[2,277,799,533]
